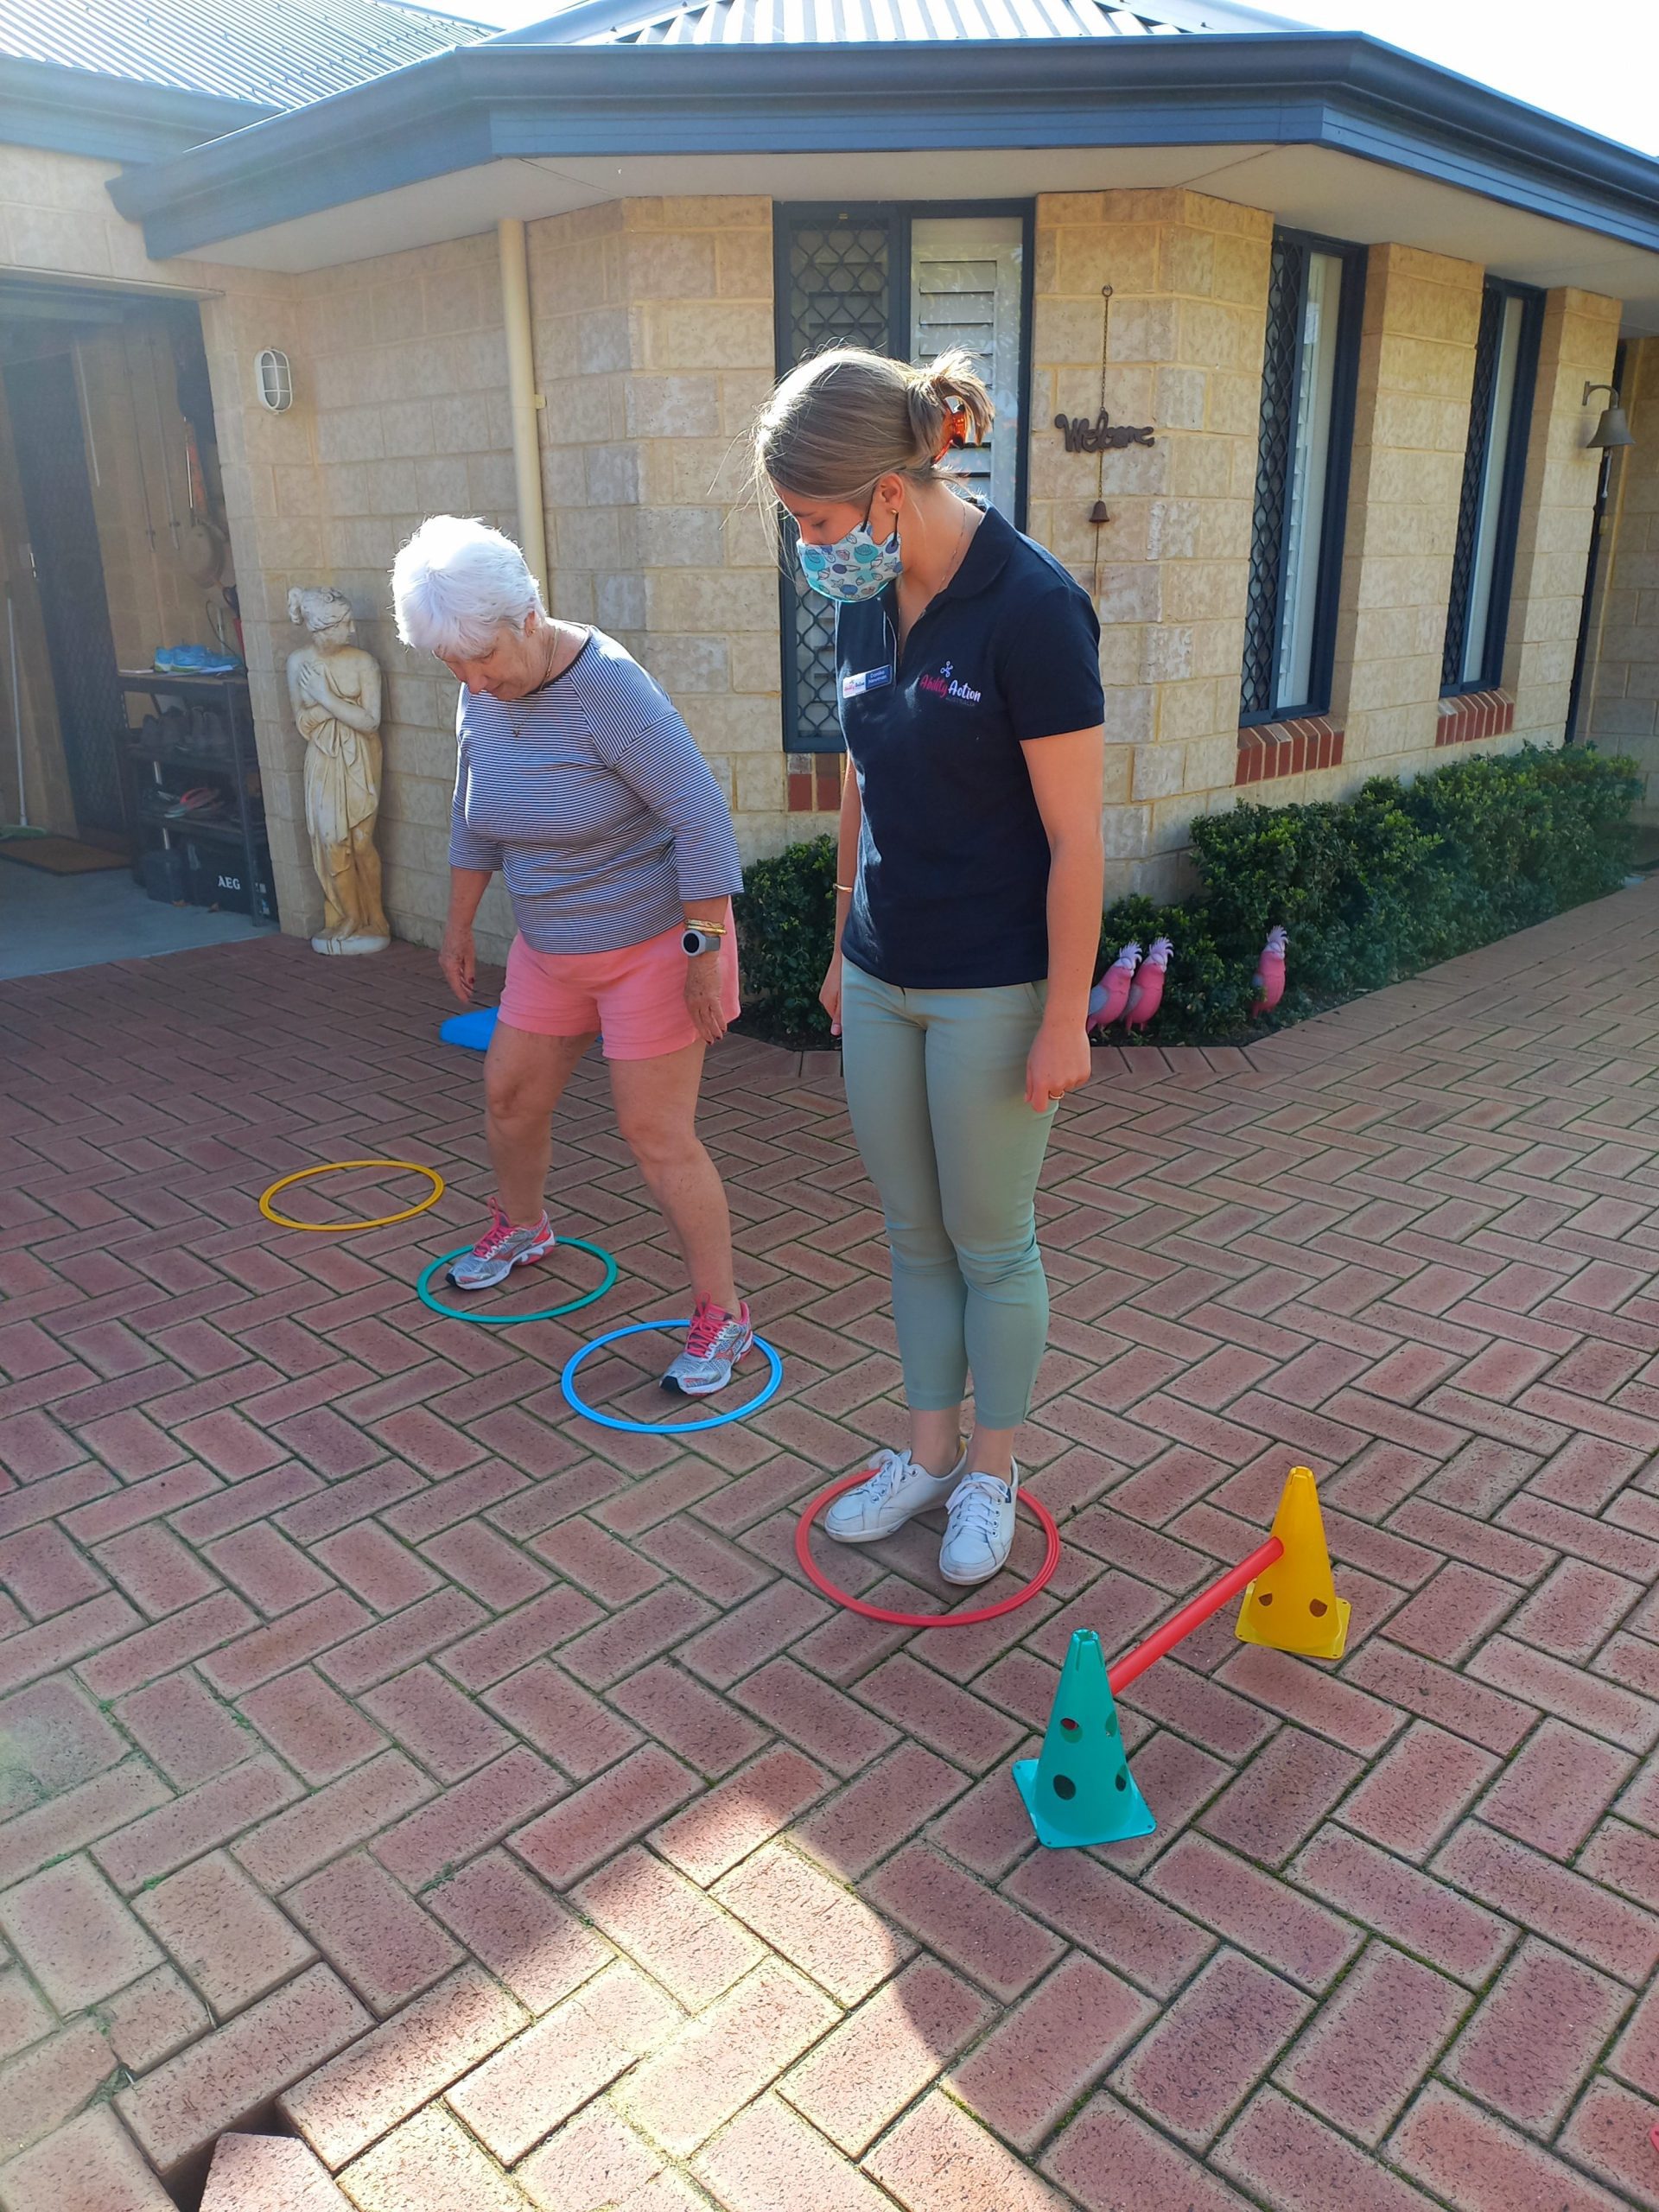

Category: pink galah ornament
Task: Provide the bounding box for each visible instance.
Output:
[1124,937,1173,1032]
[1087,941,1141,1033]
[1252,925,1288,1016]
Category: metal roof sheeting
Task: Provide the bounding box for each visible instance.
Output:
[0,0,485,110]
[600,0,1181,40]
[518,0,1303,43]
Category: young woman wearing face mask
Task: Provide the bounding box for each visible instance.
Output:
[752,347,1106,1587]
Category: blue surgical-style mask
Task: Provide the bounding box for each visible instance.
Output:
[797,498,902,604]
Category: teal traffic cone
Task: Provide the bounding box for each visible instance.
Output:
[1013,1628,1156,1849]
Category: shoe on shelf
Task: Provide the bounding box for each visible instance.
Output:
[446,1199,556,1289]
[938,1465,1020,1586]
[164,786,226,820]
[662,1299,754,1395]
[824,1446,967,1544]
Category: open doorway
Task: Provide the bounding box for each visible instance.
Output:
[0,276,276,979]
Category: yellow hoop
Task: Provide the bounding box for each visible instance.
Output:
[257,1159,446,1232]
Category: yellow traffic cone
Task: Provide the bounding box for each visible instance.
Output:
[1235,1465,1350,1661]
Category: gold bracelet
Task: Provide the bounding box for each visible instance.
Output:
[684,918,728,936]
[836,883,855,895]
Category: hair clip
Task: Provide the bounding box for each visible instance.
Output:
[937,404,970,461]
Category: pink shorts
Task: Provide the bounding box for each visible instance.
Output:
[499,923,741,1060]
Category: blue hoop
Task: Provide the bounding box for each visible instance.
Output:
[416,1236,617,1325]
[561,1319,784,1433]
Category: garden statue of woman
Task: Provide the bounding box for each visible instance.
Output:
[286,585,391,955]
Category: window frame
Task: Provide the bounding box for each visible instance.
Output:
[772,198,1036,756]
[1440,277,1543,699]
[1239,226,1367,731]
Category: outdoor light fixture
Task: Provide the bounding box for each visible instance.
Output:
[256,348,294,413]
[1583,381,1635,448]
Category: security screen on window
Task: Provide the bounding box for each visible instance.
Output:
[1241,231,1364,727]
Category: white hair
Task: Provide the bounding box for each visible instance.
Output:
[391,515,544,657]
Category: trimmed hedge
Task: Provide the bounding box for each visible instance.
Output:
[733,747,1639,1049]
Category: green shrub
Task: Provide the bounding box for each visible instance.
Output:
[736,748,1639,1049]
[734,832,838,1045]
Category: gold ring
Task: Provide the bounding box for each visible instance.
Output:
[257,1160,445,1232]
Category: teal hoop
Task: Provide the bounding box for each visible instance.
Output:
[415,1236,617,1325]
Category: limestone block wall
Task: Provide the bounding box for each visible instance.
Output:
[1028,188,1273,898]
[193,271,328,939]
[1504,287,1622,745]
[528,197,784,861]
[1584,334,1658,807]
[288,232,518,952]
[1329,246,1484,774]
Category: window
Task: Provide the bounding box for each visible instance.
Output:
[1240,230,1365,727]
[1442,281,1541,695]
[774,203,1033,753]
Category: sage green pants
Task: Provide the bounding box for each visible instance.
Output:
[840,960,1056,1431]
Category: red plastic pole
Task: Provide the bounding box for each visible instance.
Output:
[1108,1535,1283,1696]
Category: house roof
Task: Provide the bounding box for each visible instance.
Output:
[0,0,490,162]
[510,0,1305,44]
[0,0,485,111]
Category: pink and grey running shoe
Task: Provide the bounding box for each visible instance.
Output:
[662,1299,754,1395]
[447,1199,557,1290]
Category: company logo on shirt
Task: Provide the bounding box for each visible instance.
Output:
[918,659,982,706]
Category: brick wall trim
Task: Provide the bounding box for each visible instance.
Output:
[1236,715,1344,785]
[1435,689,1516,747]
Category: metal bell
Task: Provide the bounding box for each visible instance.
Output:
[1584,381,1636,450]
[1587,404,1635,450]
[1089,499,1110,524]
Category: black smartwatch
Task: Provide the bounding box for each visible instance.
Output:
[683,925,722,957]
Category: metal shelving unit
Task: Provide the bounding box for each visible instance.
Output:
[117,668,278,924]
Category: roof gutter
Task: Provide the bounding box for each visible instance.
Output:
[0,53,276,164]
[106,33,1659,263]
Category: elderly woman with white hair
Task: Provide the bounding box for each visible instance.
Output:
[391,515,754,1397]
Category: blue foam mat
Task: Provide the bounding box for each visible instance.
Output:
[441,1006,499,1052]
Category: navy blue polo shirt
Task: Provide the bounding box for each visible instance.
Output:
[836,502,1104,991]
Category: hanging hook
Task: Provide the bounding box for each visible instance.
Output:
[1092,288,1115,559]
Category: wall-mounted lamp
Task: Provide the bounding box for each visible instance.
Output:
[256,348,294,414]
[1583,381,1635,449]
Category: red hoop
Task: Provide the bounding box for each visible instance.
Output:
[794,1473,1062,1628]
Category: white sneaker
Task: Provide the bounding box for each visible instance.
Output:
[938,1465,1020,1586]
[823,1446,966,1545]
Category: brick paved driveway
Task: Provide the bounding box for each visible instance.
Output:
[3,882,1659,2211]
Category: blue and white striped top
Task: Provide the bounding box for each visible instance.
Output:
[448,628,743,955]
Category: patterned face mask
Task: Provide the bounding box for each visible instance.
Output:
[796,495,902,604]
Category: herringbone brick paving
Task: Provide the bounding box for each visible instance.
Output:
[3,881,1659,2208]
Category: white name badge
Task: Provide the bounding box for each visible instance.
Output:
[841,666,893,701]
